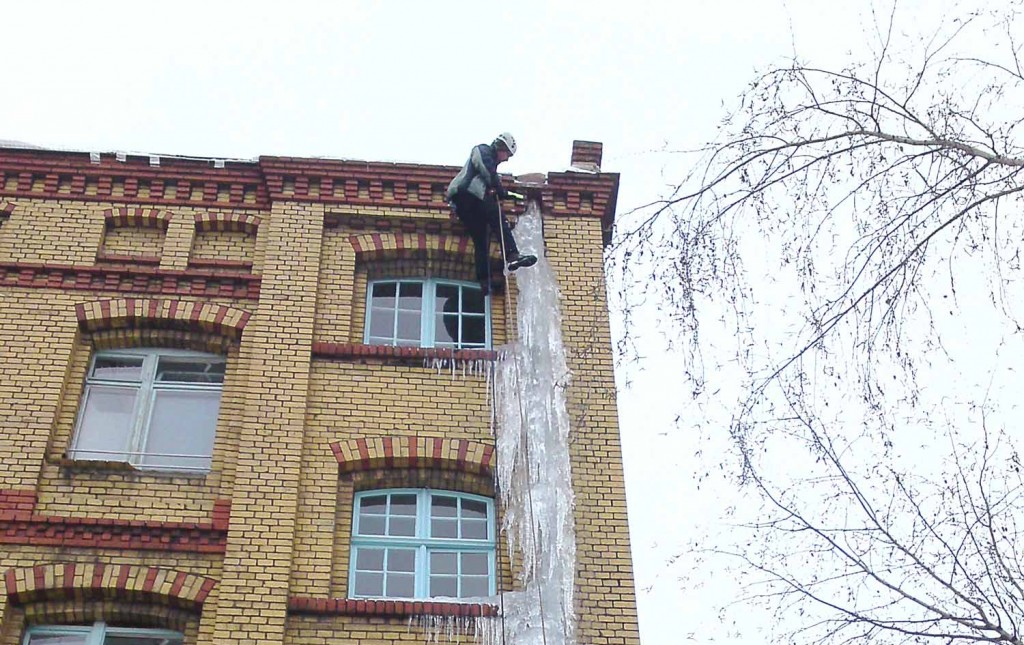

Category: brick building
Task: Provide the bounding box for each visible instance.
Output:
[0,140,639,644]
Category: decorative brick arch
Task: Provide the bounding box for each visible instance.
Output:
[331,436,494,477]
[347,232,474,262]
[194,212,262,234]
[103,207,173,230]
[75,298,251,340]
[4,563,215,611]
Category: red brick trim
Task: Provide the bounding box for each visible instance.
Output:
[4,563,216,610]
[288,597,498,618]
[348,232,474,262]
[103,207,172,230]
[313,342,497,363]
[75,298,252,339]
[193,212,262,234]
[330,436,495,477]
[0,492,229,553]
[0,262,260,299]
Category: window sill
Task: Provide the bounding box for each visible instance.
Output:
[53,457,210,478]
[288,597,498,618]
[187,258,254,272]
[312,343,498,362]
[96,252,162,265]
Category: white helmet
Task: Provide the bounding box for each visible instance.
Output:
[494,132,517,156]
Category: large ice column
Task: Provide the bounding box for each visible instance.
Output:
[486,203,578,645]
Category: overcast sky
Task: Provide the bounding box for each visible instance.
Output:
[1,1,916,642]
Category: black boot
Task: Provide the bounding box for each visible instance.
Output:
[507,253,537,271]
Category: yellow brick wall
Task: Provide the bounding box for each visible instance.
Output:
[101,225,166,258]
[190,229,256,265]
[0,177,639,644]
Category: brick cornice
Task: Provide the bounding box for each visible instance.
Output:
[0,262,260,299]
[0,491,230,553]
[312,342,497,363]
[75,298,252,338]
[4,563,216,610]
[330,436,495,477]
[288,596,498,618]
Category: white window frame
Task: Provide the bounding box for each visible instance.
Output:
[364,278,491,349]
[68,347,225,473]
[349,489,497,600]
[23,621,183,645]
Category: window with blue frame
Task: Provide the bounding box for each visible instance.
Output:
[350,489,496,599]
[23,622,183,644]
[365,279,490,349]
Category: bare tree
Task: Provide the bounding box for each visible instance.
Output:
[612,1,1024,642]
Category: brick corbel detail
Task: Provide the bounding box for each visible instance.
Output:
[348,232,474,262]
[75,298,251,340]
[331,436,494,477]
[193,212,262,234]
[4,563,216,611]
[103,207,173,230]
[288,596,498,618]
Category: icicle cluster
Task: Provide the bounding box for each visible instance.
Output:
[486,204,579,645]
[424,357,493,380]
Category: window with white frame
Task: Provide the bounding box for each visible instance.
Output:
[365,279,490,349]
[350,489,496,599]
[23,622,183,645]
[69,348,225,472]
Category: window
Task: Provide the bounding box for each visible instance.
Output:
[365,279,490,349]
[350,489,496,599]
[23,623,183,645]
[69,348,225,472]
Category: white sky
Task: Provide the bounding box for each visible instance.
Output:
[0,1,914,642]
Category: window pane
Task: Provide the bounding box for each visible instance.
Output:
[462,520,488,540]
[360,495,387,514]
[462,576,490,598]
[430,576,458,597]
[462,552,489,575]
[434,313,457,345]
[430,551,457,574]
[432,518,458,539]
[389,516,416,537]
[72,385,137,461]
[397,282,423,310]
[435,284,460,315]
[141,389,220,470]
[354,571,384,596]
[385,573,415,597]
[359,516,386,536]
[463,499,488,520]
[462,287,485,313]
[390,494,417,515]
[156,357,225,384]
[462,316,486,346]
[396,311,421,342]
[368,307,396,342]
[26,635,89,645]
[431,497,458,518]
[91,355,145,381]
[387,549,416,573]
[372,281,397,301]
[356,548,384,571]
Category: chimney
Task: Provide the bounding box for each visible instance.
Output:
[570,140,603,171]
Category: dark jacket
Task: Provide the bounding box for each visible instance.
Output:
[446,143,506,202]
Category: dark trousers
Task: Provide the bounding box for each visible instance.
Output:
[452,193,519,284]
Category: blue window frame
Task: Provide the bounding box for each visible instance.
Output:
[350,489,496,599]
[69,348,225,472]
[365,279,490,349]
[23,622,183,644]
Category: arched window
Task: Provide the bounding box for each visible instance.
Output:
[350,489,496,599]
[365,279,490,349]
[23,622,183,644]
[69,348,225,472]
